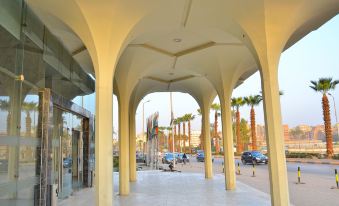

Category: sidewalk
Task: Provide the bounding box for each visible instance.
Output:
[58,171,271,206]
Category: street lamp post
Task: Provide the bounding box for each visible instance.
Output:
[328,93,339,138]
[170,92,175,168]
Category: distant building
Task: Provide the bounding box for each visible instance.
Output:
[283,125,289,141]
[256,124,266,146]
[297,124,312,133]
[190,130,202,147]
[311,125,325,141]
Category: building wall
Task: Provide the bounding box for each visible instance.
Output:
[190,130,201,147]
[0,1,95,205]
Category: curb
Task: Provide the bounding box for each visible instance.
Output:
[286,159,339,165]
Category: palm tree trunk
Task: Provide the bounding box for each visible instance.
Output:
[236,109,243,153]
[174,125,177,152]
[178,123,181,152]
[26,112,32,137]
[322,94,334,158]
[250,107,257,150]
[188,120,191,154]
[7,113,11,135]
[214,111,220,154]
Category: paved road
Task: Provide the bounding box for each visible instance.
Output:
[171,156,339,206]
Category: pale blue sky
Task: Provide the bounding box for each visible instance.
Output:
[74,14,339,134]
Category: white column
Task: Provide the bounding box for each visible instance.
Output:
[220,95,236,190]
[129,108,137,182]
[261,64,290,205]
[95,76,113,206]
[118,98,130,195]
[202,103,213,178]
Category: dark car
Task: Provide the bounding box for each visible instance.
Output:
[136,153,145,163]
[162,153,176,164]
[0,159,8,172]
[196,151,214,162]
[196,152,205,162]
[63,158,72,168]
[241,151,268,165]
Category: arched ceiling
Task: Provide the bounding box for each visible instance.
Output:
[26,0,339,105]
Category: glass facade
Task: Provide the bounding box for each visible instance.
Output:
[0,0,95,205]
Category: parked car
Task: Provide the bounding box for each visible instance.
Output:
[0,159,8,172]
[63,158,72,168]
[162,153,176,164]
[241,151,268,165]
[196,152,205,162]
[136,153,145,163]
[176,153,190,163]
[196,151,214,162]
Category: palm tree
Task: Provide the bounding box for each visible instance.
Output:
[173,118,179,152]
[185,113,195,154]
[244,95,262,150]
[211,103,221,153]
[197,108,203,150]
[158,126,167,150]
[166,127,172,151]
[181,115,188,153]
[310,77,339,158]
[231,97,245,154]
[22,101,38,136]
[177,117,184,152]
[0,99,10,135]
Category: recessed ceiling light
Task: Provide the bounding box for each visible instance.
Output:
[173,38,182,43]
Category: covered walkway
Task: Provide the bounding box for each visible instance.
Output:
[58,171,270,206]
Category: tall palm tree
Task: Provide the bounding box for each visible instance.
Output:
[181,115,188,153]
[310,77,339,158]
[158,126,167,150]
[185,113,195,154]
[173,118,179,152]
[231,97,245,154]
[166,126,172,151]
[243,95,262,150]
[0,99,10,135]
[22,101,38,136]
[177,117,184,152]
[211,103,221,153]
[197,108,203,150]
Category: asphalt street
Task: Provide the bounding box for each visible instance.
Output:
[173,156,339,206]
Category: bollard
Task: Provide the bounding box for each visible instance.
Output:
[336,169,339,188]
[298,166,301,184]
[295,166,305,184]
[237,162,241,175]
[252,164,255,177]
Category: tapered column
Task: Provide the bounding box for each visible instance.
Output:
[95,76,113,206]
[221,96,236,190]
[118,99,130,195]
[202,104,213,178]
[129,109,137,182]
[261,63,290,206]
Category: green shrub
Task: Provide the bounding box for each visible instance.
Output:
[285,152,321,159]
[113,156,119,168]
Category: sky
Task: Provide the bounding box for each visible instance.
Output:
[73,14,339,135]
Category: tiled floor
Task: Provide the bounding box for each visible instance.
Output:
[59,171,270,206]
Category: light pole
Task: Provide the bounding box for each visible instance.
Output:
[142,100,150,157]
[170,92,175,168]
[329,93,339,137]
